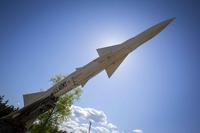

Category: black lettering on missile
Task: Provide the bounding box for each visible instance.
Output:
[56,87,60,92]
[57,81,68,91]
[64,82,67,87]
[71,77,78,86]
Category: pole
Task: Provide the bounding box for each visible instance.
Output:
[88,121,91,133]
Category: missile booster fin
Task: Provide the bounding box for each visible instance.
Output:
[97,44,123,56]
[23,91,45,106]
[105,54,128,78]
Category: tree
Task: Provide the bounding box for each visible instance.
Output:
[0,95,18,118]
[29,74,82,133]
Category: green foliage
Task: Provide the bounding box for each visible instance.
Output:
[29,74,82,133]
[50,74,66,85]
[0,95,18,118]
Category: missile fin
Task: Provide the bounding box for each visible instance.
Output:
[97,44,122,56]
[105,54,128,78]
[76,67,82,71]
[23,91,45,106]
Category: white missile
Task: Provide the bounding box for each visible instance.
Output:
[2,18,175,128]
[23,17,174,106]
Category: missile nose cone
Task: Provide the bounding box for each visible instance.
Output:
[150,17,175,35]
[120,17,175,54]
[159,17,176,29]
[164,17,176,25]
[170,17,176,21]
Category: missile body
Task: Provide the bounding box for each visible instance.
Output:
[1,18,174,129]
[46,17,174,98]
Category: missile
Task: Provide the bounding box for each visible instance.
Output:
[1,18,175,129]
[43,17,175,98]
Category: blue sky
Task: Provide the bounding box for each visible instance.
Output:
[0,0,200,133]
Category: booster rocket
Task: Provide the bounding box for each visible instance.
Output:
[0,18,175,129]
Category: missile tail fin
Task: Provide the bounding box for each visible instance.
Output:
[23,91,45,106]
[97,44,122,56]
[105,54,128,78]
